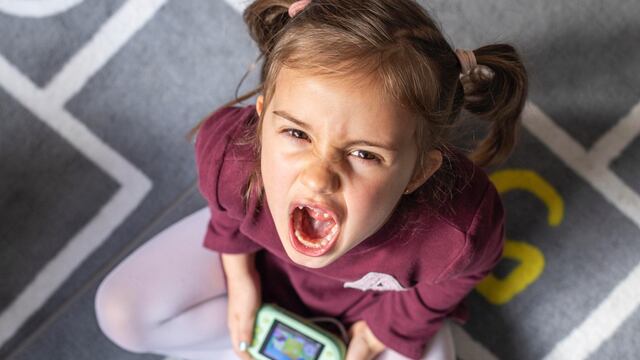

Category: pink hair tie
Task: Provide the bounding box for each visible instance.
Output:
[455,48,495,101]
[288,0,311,17]
[455,48,477,75]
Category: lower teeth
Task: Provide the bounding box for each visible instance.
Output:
[295,230,330,249]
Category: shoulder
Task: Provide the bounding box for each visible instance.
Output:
[432,149,498,231]
[194,104,258,219]
[409,149,505,281]
[194,104,256,163]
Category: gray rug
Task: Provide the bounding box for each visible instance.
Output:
[1,0,638,359]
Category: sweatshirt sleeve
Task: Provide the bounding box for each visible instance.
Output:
[360,182,505,359]
[194,106,263,254]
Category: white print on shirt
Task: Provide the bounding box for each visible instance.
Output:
[343,272,408,292]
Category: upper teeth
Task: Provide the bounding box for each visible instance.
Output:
[295,205,332,219]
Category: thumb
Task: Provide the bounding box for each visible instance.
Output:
[239,317,255,345]
[345,335,374,360]
[235,316,256,359]
[241,306,259,341]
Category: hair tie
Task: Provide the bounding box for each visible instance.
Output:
[455,48,476,75]
[455,48,495,102]
[288,0,311,17]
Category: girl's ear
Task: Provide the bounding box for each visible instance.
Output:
[406,149,442,194]
[256,95,264,117]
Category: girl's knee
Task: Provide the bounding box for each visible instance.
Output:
[94,275,152,353]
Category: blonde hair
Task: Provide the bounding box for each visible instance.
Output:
[188,0,528,211]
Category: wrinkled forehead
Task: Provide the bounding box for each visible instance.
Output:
[269,67,416,143]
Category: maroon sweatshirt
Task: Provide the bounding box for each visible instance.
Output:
[194,104,505,359]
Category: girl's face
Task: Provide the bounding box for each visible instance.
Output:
[257,67,441,269]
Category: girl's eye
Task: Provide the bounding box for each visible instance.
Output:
[284,128,309,141]
[350,150,380,163]
[281,129,380,163]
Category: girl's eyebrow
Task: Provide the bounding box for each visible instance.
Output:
[272,110,398,152]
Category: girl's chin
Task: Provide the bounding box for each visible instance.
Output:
[282,238,341,269]
[289,251,338,268]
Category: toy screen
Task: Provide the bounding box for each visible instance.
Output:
[259,320,324,360]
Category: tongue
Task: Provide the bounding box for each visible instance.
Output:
[301,207,334,239]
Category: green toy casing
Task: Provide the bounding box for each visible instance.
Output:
[248,303,346,360]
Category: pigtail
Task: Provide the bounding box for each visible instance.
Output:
[462,44,528,168]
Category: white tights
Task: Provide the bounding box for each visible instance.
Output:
[94,207,456,360]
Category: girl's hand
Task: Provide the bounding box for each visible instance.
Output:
[226,268,261,360]
[345,320,386,360]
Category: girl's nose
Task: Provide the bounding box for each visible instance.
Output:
[299,162,340,195]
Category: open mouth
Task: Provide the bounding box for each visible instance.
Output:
[288,203,340,257]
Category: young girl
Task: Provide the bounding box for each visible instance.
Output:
[94,1,527,359]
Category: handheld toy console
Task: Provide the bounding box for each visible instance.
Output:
[248,303,346,360]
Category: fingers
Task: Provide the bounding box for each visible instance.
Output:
[229,311,257,360]
[346,321,386,360]
[229,307,257,360]
[224,267,262,360]
[345,335,375,360]
[231,337,252,360]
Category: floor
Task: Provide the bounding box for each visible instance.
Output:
[1,0,639,359]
